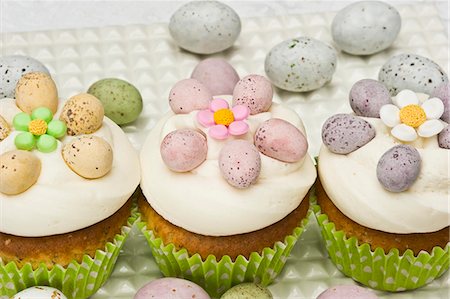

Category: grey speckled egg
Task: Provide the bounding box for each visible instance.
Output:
[431,83,450,123]
[332,1,401,55]
[438,124,450,149]
[349,79,391,117]
[169,1,241,54]
[0,55,49,99]
[265,37,337,92]
[322,114,376,154]
[379,53,449,96]
[219,140,261,189]
[377,144,421,192]
[221,283,273,299]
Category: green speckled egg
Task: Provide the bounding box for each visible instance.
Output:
[87,78,143,125]
[221,283,273,299]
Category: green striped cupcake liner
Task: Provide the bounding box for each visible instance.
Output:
[0,207,138,299]
[313,200,449,291]
[137,203,312,298]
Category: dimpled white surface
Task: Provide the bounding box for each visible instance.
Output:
[2,3,449,299]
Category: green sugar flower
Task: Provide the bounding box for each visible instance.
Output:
[13,107,67,153]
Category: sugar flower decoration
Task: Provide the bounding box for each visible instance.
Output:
[13,107,67,153]
[380,89,445,142]
[197,98,250,140]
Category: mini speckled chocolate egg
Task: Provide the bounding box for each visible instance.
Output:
[134,278,210,299]
[219,139,261,189]
[377,145,421,192]
[221,283,273,299]
[169,1,241,54]
[438,124,450,149]
[379,53,449,96]
[254,118,308,163]
[317,285,379,299]
[232,75,273,115]
[322,114,376,154]
[160,129,207,172]
[0,150,41,195]
[0,115,11,141]
[12,286,68,299]
[0,55,50,99]
[87,78,143,125]
[15,72,58,114]
[191,58,240,95]
[60,93,104,136]
[431,83,450,123]
[169,79,212,114]
[332,1,401,55]
[265,37,337,92]
[62,136,113,179]
[349,79,391,117]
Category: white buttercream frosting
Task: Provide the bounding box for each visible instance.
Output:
[0,99,140,237]
[319,116,449,234]
[140,96,317,237]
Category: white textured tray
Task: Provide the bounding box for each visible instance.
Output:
[2,3,449,299]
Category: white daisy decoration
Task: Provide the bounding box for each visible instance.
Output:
[380,89,445,142]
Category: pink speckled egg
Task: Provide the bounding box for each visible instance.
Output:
[254,118,308,163]
[169,79,212,114]
[191,58,240,96]
[317,285,379,299]
[161,129,207,172]
[232,75,273,115]
[219,140,261,188]
[134,278,210,299]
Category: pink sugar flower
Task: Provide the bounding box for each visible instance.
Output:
[197,99,250,140]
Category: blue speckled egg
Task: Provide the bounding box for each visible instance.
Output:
[378,53,448,96]
[376,144,421,192]
[322,114,376,154]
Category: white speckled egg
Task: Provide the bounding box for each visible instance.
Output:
[332,1,401,55]
[12,286,67,299]
[219,140,261,189]
[379,53,449,96]
[265,37,337,92]
[0,55,49,99]
[169,1,241,54]
[62,136,113,179]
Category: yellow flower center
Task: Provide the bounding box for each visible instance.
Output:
[399,104,426,128]
[214,109,234,126]
[28,119,47,135]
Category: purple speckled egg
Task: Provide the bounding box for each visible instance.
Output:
[191,58,240,96]
[317,285,379,299]
[169,79,212,114]
[349,79,391,117]
[438,124,450,149]
[431,82,450,123]
[377,145,421,192]
[322,114,376,154]
[219,140,261,188]
[161,129,207,172]
[254,118,308,163]
[232,75,273,115]
[134,277,210,299]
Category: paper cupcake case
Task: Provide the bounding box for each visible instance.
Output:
[0,208,138,299]
[136,206,313,298]
[312,201,450,292]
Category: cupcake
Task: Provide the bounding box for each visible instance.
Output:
[316,81,449,291]
[138,73,317,297]
[0,72,140,298]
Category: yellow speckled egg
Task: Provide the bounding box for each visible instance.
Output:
[15,72,58,114]
[0,115,11,141]
[60,93,104,136]
[0,150,41,195]
[62,136,113,179]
